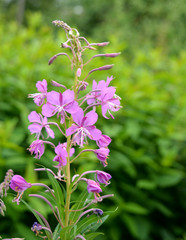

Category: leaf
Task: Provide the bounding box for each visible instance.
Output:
[85,232,104,240]
[47,171,65,221]
[122,202,149,215]
[53,223,62,240]
[69,190,90,224]
[21,199,52,240]
[59,225,72,240]
[74,214,109,237]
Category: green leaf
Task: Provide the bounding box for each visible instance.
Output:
[53,223,62,240]
[69,189,90,224]
[47,171,65,221]
[59,225,72,240]
[122,202,149,215]
[21,199,52,240]
[75,214,109,237]
[85,232,104,240]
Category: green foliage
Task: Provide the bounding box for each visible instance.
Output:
[0,12,185,240]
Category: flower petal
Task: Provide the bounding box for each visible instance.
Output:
[72,108,84,126]
[62,89,75,105]
[28,111,42,123]
[36,79,47,92]
[42,103,56,117]
[83,110,98,126]
[66,124,79,136]
[86,126,102,140]
[47,91,60,105]
[28,123,42,134]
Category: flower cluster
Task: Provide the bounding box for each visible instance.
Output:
[0,20,121,239]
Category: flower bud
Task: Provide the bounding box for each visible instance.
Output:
[51,80,67,89]
[96,134,112,148]
[48,55,57,65]
[96,170,112,186]
[93,209,103,216]
[86,179,102,194]
[76,68,81,77]
[97,42,109,47]
[98,64,114,71]
[10,175,32,192]
[105,52,121,57]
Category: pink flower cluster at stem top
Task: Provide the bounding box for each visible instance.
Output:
[1,21,122,238]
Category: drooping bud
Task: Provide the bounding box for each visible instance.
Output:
[10,175,32,192]
[86,180,102,194]
[93,209,104,216]
[96,170,112,186]
[94,148,110,167]
[78,81,88,91]
[31,222,44,236]
[96,134,112,148]
[48,55,57,65]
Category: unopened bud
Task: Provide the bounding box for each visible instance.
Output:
[51,80,67,89]
[76,68,81,77]
[78,81,88,91]
[98,64,114,71]
[105,52,121,57]
[48,55,57,65]
[61,43,69,48]
[97,42,109,47]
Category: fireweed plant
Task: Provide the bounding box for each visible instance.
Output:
[0,21,121,240]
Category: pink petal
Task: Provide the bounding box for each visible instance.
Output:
[62,89,75,105]
[65,101,79,114]
[83,111,98,126]
[28,111,42,123]
[72,108,84,126]
[92,80,97,90]
[101,87,116,101]
[42,103,56,117]
[66,124,79,136]
[28,123,42,134]
[86,126,102,140]
[101,104,109,119]
[36,79,47,92]
[47,91,60,105]
[45,126,55,138]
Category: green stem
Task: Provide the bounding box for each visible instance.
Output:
[64,70,78,228]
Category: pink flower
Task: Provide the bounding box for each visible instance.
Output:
[53,143,69,167]
[28,140,45,159]
[42,89,79,124]
[86,179,102,200]
[96,134,111,148]
[28,79,47,106]
[87,179,102,193]
[87,76,113,105]
[100,87,121,119]
[66,109,102,147]
[96,170,112,186]
[28,111,54,139]
[10,175,32,205]
[10,175,32,192]
[94,148,110,167]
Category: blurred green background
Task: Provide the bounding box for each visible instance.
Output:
[0,0,186,239]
